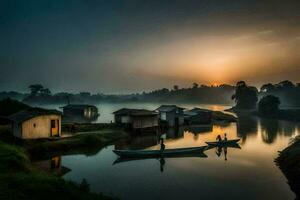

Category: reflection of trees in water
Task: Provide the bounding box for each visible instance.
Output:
[236,114,258,143]
[277,121,297,137]
[260,119,279,144]
[260,118,298,144]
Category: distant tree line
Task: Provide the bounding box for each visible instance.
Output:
[260,80,300,107]
[0,80,299,107]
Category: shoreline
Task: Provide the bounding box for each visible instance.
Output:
[276,136,300,199]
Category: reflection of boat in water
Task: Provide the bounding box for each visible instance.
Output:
[205,140,241,161]
[113,146,207,158]
[205,139,240,146]
[113,151,207,165]
[205,142,241,150]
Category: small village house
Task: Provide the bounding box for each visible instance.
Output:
[156,105,185,127]
[113,108,158,130]
[9,108,62,139]
[61,104,99,119]
[184,108,212,125]
[61,104,99,123]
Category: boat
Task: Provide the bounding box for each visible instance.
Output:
[113,146,207,158]
[205,139,240,146]
[113,152,207,165]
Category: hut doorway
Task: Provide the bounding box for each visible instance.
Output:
[174,117,179,127]
[50,119,59,137]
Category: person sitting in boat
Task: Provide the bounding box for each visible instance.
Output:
[160,138,165,152]
[216,135,222,142]
[224,133,228,141]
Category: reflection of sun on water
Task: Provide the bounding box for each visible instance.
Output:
[151,124,237,149]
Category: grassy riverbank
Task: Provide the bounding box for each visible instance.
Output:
[0,125,128,199]
[276,136,300,199]
[0,141,115,200]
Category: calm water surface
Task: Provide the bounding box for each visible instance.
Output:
[36,103,300,199]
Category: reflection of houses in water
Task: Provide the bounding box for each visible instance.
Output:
[156,105,185,127]
[8,108,62,139]
[184,108,212,125]
[61,104,99,123]
[113,108,158,130]
[183,125,213,134]
[115,134,159,150]
[164,126,184,139]
[32,156,71,176]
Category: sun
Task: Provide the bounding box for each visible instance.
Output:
[212,82,219,87]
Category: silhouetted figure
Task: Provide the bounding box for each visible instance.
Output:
[224,133,228,141]
[160,138,165,152]
[216,135,222,142]
[159,157,165,172]
[224,147,228,161]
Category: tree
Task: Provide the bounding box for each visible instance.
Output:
[232,81,258,109]
[260,83,275,92]
[173,85,179,91]
[258,95,280,116]
[192,83,198,89]
[29,84,44,96]
[277,80,295,89]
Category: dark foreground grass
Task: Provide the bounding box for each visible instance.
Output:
[276,136,300,199]
[0,141,116,200]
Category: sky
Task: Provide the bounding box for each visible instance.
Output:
[0,0,300,93]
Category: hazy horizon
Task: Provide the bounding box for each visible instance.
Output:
[1,0,300,93]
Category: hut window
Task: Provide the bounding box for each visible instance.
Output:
[33,123,36,128]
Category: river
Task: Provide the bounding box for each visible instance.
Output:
[35,103,300,199]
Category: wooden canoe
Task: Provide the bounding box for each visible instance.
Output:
[113,146,207,158]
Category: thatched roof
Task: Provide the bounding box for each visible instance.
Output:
[113,108,157,116]
[156,105,185,112]
[61,104,97,110]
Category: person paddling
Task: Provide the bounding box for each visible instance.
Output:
[216,134,222,142]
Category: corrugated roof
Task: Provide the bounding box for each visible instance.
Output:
[9,107,62,123]
[156,105,185,112]
[113,108,157,116]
